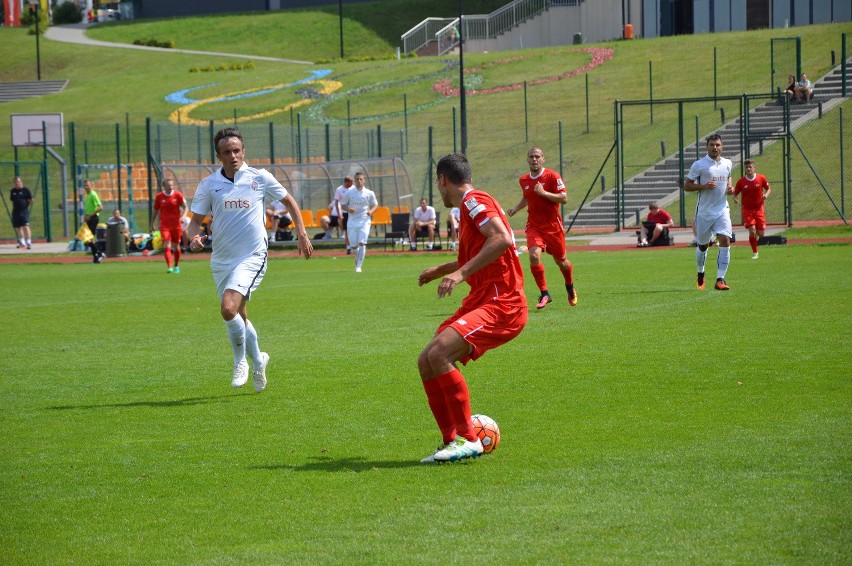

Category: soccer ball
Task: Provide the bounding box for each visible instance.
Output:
[471,414,500,454]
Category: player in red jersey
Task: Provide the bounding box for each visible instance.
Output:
[151,179,186,273]
[507,147,576,309]
[733,159,771,260]
[417,153,528,463]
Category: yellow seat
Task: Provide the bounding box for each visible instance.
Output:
[300,209,319,229]
[371,206,392,236]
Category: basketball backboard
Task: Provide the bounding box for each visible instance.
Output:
[11,113,64,147]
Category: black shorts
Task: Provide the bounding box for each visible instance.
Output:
[276,215,292,228]
[341,213,348,230]
[12,211,30,228]
[329,216,340,228]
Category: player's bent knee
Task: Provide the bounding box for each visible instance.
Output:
[698,244,709,252]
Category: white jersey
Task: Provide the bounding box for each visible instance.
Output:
[330,185,348,217]
[687,154,733,219]
[414,205,437,224]
[191,163,289,269]
[340,187,378,228]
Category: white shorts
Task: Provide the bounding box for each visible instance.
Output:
[695,212,732,246]
[347,222,371,246]
[212,254,267,300]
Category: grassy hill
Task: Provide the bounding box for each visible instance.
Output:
[0,6,849,235]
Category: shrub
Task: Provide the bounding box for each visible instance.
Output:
[53,2,84,25]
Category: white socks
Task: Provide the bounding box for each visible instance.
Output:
[224,316,246,365]
[695,247,707,273]
[355,245,366,269]
[244,319,262,366]
[717,247,730,280]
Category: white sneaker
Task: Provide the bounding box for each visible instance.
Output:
[231,360,249,388]
[752,252,759,260]
[432,437,484,462]
[253,352,269,392]
[355,266,362,273]
[420,441,453,463]
[449,243,456,251]
[427,243,433,250]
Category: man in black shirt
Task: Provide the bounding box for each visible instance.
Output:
[10,177,33,249]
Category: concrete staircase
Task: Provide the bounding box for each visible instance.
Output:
[568,59,851,229]
[0,80,68,103]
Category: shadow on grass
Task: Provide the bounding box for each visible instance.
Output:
[46,394,238,411]
[253,456,427,472]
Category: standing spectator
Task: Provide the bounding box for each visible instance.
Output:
[417,153,527,463]
[507,146,576,309]
[447,206,460,251]
[733,159,772,260]
[10,176,33,249]
[82,179,105,264]
[151,178,186,273]
[638,202,674,247]
[409,198,437,251]
[106,209,130,249]
[340,172,378,273]
[794,73,813,102]
[684,134,734,291]
[186,127,313,392]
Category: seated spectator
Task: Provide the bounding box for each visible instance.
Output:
[180,212,191,251]
[106,208,130,247]
[409,198,437,251]
[447,206,460,251]
[783,74,797,101]
[265,200,292,240]
[638,202,674,247]
[794,73,813,102]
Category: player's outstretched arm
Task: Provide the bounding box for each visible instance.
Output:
[507,196,527,217]
[419,261,459,287]
[281,194,313,259]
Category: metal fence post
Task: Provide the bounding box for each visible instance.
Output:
[115,123,122,210]
[70,121,79,233]
[524,80,529,143]
[270,122,276,164]
[41,123,51,242]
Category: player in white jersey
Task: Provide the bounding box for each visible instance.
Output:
[685,134,734,291]
[340,171,378,272]
[187,128,313,391]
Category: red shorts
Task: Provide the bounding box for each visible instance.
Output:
[437,301,527,365]
[526,226,566,260]
[160,227,182,245]
[741,208,766,231]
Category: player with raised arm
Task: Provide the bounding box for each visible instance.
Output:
[151,178,186,273]
[685,134,734,290]
[733,159,771,260]
[417,153,528,463]
[507,147,576,309]
[186,128,313,392]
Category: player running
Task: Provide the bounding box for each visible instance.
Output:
[733,159,771,260]
[417,153,528,463]
[151,178,186,273]
[685,134,734,290]
[186,128,313,392]
[507,147,576,309]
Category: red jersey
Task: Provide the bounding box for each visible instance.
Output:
[647,208,672,224]
[154,190,186,229]
[458,189,526,311]
[518,168,565,235]
[734,174,769,210]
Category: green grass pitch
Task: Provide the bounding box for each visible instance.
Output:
[0,244,849,563]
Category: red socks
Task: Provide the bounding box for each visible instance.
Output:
[173,246,181,267]
[423,369,476,444]
[749,235,758,253]
[163,247,173,268]
[530,262,547,292]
